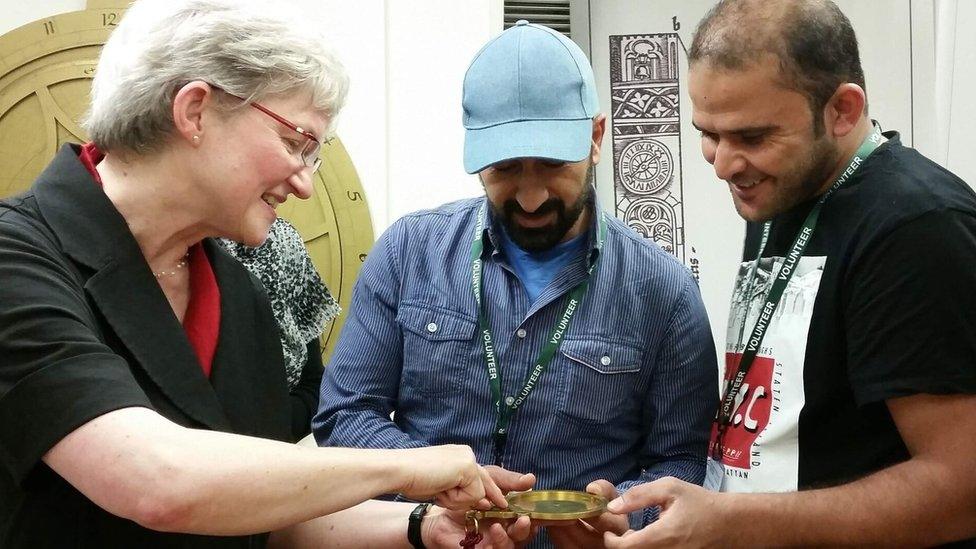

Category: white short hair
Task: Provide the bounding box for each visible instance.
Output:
[85,0,349,153]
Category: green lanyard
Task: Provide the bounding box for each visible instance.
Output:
[470,202,606,466]
[712,125,886,460]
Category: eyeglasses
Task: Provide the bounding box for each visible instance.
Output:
[219,89,324,173]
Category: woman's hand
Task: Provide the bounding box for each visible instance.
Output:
[393,445,507,509]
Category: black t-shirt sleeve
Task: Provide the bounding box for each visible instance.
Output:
[0,216,152,486]
[846,208,976,405]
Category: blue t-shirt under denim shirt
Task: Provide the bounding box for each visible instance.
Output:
[497,225,588,304]
[314,196,717,542]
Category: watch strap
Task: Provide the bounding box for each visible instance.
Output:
[408,502,432,549]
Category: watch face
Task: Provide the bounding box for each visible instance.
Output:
[0,2,373,361]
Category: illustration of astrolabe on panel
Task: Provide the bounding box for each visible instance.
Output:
[0,0,374,362]
[473,490,608,521]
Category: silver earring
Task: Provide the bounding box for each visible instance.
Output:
[192,135,200,144]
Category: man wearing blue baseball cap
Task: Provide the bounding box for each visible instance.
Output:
[315,21,718,548]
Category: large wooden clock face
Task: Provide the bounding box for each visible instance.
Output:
[0,1,374,361]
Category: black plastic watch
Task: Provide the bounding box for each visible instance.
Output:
[408,502,432,549]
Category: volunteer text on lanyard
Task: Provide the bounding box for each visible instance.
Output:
[711,124,886,460]
[471,202,606,466]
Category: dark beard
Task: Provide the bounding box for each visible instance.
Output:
[493,177,593,253]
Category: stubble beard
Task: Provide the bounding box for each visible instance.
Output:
[737,135,839,223]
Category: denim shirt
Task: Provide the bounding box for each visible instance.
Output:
[314,197,717,533]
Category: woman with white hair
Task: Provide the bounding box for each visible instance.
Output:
[0,0,513,546]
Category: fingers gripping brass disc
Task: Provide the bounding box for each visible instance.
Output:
[0,2,374,362]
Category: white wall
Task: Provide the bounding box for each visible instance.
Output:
[296,0,503,232]
[934,0,976,187]
[383,1,500,221]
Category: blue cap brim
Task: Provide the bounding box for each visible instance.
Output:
[463,118,593,174]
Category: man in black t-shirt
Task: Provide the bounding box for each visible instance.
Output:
[602,1,976,548]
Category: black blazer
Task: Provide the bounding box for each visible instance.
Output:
[0,145,293,547]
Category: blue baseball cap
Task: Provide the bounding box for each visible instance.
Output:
[462,20,599,174]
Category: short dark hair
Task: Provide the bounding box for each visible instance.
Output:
[689,0,865,134]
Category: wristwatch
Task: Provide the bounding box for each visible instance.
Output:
[408,502,432,549]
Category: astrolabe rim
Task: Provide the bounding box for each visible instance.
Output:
[474,489,608,521]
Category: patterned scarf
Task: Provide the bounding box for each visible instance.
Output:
[219,218,340,387]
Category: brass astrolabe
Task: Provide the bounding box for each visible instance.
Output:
[0,0,374,361]
[473,490,608,521]
[459,490,608,546]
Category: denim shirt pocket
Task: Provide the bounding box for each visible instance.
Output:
[557,338,643,425]
[398,303,477,396]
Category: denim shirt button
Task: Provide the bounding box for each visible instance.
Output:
[600,355,611,366]
[426,322,438,333]
[516,328,527,338]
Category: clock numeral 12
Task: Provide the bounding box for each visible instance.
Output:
[103,13,119,27]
